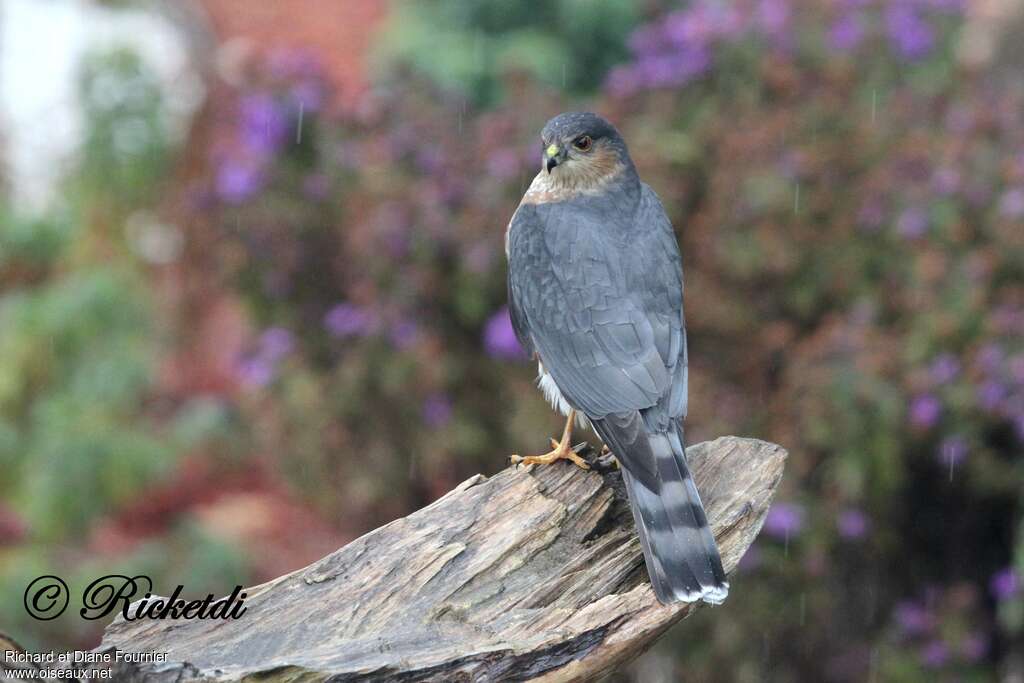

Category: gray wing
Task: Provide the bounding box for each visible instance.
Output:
[507,185,687,425]
[506,209,535,360]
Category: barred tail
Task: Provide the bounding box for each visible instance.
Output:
[598,418,728,605]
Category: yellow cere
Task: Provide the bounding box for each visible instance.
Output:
[546,144,559,158]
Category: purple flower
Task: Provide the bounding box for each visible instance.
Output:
[636,50,711,88]
[920,640,949,668]
[422,393,454,428]
[763,502,805,539]
[237,356,274,388]
[977,380,1007,411]
[663,4,742,45]
[239,93,289,155]
[896,207,929,239]
[999,187,1024,218]
[931,167,961,195]
[709,4,745,39]
[756,0,790,37]
[215,160,263,204]
[909,394,941,429]
[827,14,864,52]
[389,319,421,350]
[664,9,709,46]
[628,24,665,57]
[886,5,934,60]
[259,327,294,361]
[938,435,968,467]
[324,303,377,338]
[837,508,870,540]
[894,600,934,635]
[483,307,527,360]
[676,46,713,79]
[928,354,960,384]
[990,567,1020,601]
[381,229,410,260]
[290,80,325,113]
[415,145,446,174]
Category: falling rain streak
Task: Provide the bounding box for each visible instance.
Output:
[945,440,957,482]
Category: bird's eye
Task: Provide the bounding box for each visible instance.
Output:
[572,135,593,152]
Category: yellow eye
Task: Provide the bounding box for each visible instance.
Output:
[572,135,593,152]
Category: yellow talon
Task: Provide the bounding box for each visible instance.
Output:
[510,409,590,470]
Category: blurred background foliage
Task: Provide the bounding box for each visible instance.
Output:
[374,0,639,105]
[0,44,247,647]
[1,0,1023,680]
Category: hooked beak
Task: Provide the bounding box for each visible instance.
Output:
[544,143,562,173]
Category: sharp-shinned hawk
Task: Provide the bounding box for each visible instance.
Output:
[505,112,728,605]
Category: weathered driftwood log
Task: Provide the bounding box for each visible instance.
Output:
[100,436,786,682]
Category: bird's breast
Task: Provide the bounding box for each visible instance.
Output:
[537,361,591,429]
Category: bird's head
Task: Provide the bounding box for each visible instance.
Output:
[539,112,632,191]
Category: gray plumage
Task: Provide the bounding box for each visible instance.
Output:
[506,112,728,605]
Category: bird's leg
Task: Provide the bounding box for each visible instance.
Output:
[510,409,590,470]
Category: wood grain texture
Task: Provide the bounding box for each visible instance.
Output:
[99,436,786,682]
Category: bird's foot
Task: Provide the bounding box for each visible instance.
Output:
[598,444,620,469]
[510,438,590,470]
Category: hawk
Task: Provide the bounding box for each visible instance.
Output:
[505,112,728,605]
